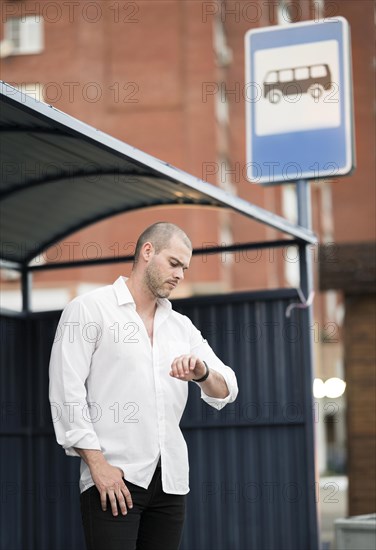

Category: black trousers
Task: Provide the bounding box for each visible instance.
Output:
[80,464,186,550]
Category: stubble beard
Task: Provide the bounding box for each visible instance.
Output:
[144,260,171,299]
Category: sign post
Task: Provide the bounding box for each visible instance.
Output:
[245,17,355,185]
[245,18,356,549]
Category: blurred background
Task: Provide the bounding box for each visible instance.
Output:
[1,1,375,548]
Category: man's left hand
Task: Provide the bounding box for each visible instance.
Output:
[169,355,206,382]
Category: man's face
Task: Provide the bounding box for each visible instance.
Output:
[144,235,192,299]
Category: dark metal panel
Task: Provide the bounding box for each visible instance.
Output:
[27,313,84,550]
[175,291,318,550]
[0,438,25,550]
[0,288,318,550]
[0,314,32,550]
[183,426,310,550]
[0,312,85,550]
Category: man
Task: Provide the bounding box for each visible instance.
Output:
[49,222,238,550]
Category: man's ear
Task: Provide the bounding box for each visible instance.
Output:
[141,242,154,261]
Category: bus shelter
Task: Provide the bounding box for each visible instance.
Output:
[0,83,319,550]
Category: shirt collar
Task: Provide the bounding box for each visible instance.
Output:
[113,276,135,306]
[113,276,172,310]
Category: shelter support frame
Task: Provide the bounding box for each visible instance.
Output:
[0,82,319,548]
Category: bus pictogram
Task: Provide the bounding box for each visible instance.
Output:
[263,64,332,103]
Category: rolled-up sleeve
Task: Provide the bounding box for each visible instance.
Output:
[188,318,239,410]
[49,299,101,457]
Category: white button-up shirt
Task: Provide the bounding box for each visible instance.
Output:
[49,276,238,494]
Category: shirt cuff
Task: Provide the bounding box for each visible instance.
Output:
[198,369,238,410]
[200,390,233,410]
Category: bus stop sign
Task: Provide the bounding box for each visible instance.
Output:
[245,18,355,185]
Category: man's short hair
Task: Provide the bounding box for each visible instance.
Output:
[134,222,192,263]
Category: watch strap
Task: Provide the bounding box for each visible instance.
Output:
[192,361,209,383]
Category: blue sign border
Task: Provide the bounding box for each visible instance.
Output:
[245,18,355,185]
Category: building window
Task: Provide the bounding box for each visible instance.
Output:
[4,16,44,56]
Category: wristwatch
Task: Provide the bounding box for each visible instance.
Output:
[192,361,210,383]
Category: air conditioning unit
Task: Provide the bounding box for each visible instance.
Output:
[4,16,44,56]
[0,39,15,58]
[0,268,20,282]
[335,514,376,550]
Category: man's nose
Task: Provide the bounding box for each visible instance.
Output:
[174,267,184,280]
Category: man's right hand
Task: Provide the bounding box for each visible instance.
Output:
[74,448,133,516]
[90,460,133,516]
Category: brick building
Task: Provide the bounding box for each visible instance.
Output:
[1,0,374,294]
[1,0,375,522]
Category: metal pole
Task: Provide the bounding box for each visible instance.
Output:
[26,239,301,272]
[21,268,32,313]
[297,179,314,294]
[296,179,320,549]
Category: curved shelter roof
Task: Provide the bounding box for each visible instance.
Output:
[0,82,315,268]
